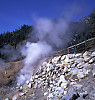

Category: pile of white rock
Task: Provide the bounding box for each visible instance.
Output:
[27,50,95,100]
[9,50,95,100]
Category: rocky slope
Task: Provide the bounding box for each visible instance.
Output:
[2,50,95,100]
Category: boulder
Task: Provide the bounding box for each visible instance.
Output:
[77,62,84,69]
[61,55,66,61]
[77,72,84,79]
[67,54,74,59]
[61,82,68,89]
[91,51,95,57]
[84,57,91,62]
[83,51,89,58]
[28,82,32,88]
[5,98,9,100]
[71,63,77,68]
[89,58,95,64]
[75,53,82,58]
[92,68,95,76]
[64,55,69,63]
[12,94,18,100]
[52,56,61,64]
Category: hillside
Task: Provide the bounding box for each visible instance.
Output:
[0,49,95,100]
[0,9,95,100]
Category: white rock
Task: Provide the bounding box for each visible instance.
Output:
[61,55,66,61]
[26,80,29,84]
[52,56,61,64]
[84,57,91,62]
[64,67,68,72]
[61,61,67,65]
[28,83,32,88]
[30,76,34,81]
[77,62,84,69]
[42,71,46,75]
[48,93,53,98]
[64,91,67,95]
[71,63,77,68]
[47,67,50,72]
[47,63,50,67]
[79,91,88,97]
[92,68,95,76]
[5,98,9,100]
[75,53,82,58]
[77,72,84,79]
[61,82,68,89]
[71,67,79,75]
[12,94,18,100]
[89,58,95,64]
[83,51,89,57]
[58,75,68,88]
[56,64,62,67]
[20,86,23,90]
[44,92,48,96]
[35,75,38,79]
[68,64,71,68]
[16,87,19,91]
[64,55,69,63]
[54,87,63,95]
[59,88,64,96]
[83,69,90,75]
[58,73,61,77]
[91,51,95,57]
[50,84,53,88]
[59,75,66,82]
[50,64,54,69]
[50,80,53,84]
[19,92,25,96]
[68,68,71,72]
[69,59,74,64]
[42,62,47,66]
[67,54,75,59]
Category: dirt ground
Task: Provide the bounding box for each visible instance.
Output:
[0,60,48,100]
[0,61,24,99]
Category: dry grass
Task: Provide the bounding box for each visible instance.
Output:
[0,61,24,86]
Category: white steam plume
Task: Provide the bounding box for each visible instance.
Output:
[17,41,52,85]
[17,17,73,85]
[34,18,69,48]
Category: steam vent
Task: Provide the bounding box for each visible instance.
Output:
[0,0,95,100]
[0,49,95,100]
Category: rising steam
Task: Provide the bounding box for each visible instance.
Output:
[17,18,74,85]
[34,18,69,48]
[17,41,52,85]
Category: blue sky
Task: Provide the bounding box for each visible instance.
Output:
[0,0,95,33]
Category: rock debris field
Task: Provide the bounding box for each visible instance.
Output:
[2,50,95,100]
